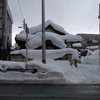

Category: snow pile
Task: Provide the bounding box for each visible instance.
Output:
[11,48,79,60]
[0,61,25,71]
[0,58,100,84]
[81,49,99,65]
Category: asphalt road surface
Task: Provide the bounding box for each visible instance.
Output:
[0,84,100,100]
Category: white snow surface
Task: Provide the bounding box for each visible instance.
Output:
[81,49,99,65]
[20,20,68,35]
[72,43,82,47]
[16,31,82,49]
[0,58,99,84]
[0,49,100,84]
[11,48,79,60]
[16,20,82,49]
[87,46,99,50]
[60,34,82,42]
[27,32,66,49]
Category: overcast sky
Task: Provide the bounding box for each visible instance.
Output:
[8,0,100,45]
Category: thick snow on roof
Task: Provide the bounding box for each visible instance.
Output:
[27,32,66,49]
[87,46,99,50]
[16,33,34,41]
[11,48,79,60]
[72,43,82,47]
[60,34,82,42]
[20,20,69,35]
[16,31,82,49]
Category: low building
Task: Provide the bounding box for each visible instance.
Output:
[77,34,99,49]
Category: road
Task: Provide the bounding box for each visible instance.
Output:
[0,84,100,100]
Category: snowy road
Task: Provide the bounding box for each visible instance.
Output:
[0,84,100,100]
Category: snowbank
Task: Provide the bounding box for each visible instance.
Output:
[0,61,25,71]
[0,58,100,84]
[81,49,99,65]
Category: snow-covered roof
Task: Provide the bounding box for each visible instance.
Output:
[61,34,82,42]
[11,48,79,60]
[87,46,99,50]
[20,20,69,35]
[72,43,82,47]
[16,31,82,49]
[27,32,66,49]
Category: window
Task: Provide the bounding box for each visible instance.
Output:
[92,39,98,43]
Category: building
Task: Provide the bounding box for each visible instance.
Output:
[15,20,82,50]
[0,0,13,60]
[77,34,99,49]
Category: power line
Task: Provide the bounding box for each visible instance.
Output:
[17,0,24,19]
[86,17,97,33]
[92,28,99,34]
[12,0,22,21]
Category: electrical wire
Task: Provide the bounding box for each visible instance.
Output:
[12,0,22,21]
[92,29,99,34]
[86,17,97,33]
[17,0,24,19]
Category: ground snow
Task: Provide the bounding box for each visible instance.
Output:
[0,57,100,84]
[81,49,99,65]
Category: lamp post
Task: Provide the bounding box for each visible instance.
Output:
[42,0,46,64]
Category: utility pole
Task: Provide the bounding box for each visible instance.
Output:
[23,19,29,69]
[42,0,46,64]
[98,4,100,67]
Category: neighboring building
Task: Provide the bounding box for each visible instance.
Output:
[77,34,99,49]
[0,0,13,60]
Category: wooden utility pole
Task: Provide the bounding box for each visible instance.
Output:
[23,19,29,69]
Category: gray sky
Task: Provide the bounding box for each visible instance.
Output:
[8,0,100,45]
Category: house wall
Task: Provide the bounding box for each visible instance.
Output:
[11,54,26,62]
[67,43,72,48]
[77,34,99,49]
[0,0,13,60]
